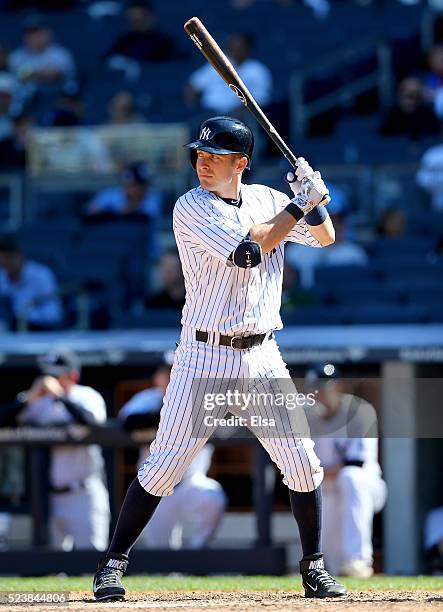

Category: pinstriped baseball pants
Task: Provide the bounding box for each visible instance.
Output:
[138,326,324,496]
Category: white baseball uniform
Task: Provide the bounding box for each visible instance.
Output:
[137,184,325,497]
[119,387,226,548]
[307,394,387,574]
[18,385,110,551]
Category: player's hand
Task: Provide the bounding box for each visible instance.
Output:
[25,375,64,403]
[40,376,64,398]
[292,172,330,214]
[286,158,315,196]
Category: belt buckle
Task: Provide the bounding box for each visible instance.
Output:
[230,335,243,350]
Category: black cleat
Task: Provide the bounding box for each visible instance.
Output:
[93,553,128,602]
[300,555,348,599]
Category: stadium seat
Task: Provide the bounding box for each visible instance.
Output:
[347,304,428,325]
[113,308,181,329]
[368,237,435,259]
[0,296,13,331]
[314,265,378,287]
[333,285,402,307]
[281,305,350,326]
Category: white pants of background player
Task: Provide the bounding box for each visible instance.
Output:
[138,327,324,499]
[142,473,226,549]
[321,466,387,575]
[139,445,226,549]
[50,476,110,551]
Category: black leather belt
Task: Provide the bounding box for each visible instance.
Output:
[195,330,272,350]
[50,482,86,494]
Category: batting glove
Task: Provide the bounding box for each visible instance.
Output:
[292,171,330,214]
[286,158,315,196]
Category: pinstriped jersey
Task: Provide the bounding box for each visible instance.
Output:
[173,183,321,334]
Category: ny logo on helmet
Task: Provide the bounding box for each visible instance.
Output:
[200,127,211,140]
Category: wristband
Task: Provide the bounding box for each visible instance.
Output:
[304,205,328,226]
[284,201,304,222]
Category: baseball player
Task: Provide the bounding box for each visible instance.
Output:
[305,364,387,577]
[5,349,110,551]
[118,359,226,549]
[93,116,347,601]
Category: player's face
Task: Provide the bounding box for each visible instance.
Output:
[196,150,246,194]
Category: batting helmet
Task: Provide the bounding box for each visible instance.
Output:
[185,116,254,169]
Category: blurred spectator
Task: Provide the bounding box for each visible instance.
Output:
[146,250,185,309]
[286,186,367,288]
[376,206,407,238]
[86,161,161,257]
[107,91,145,125]
[0,233,63,330]
[281,260,316,311]
[43,80,85,126]
[305,363,387,578]
[105,0,179,64]
[0,349,110,551]
[0,72,18,139]
[186,32,272,114]
[424,505,443,574]
[416,137,443,211]
[0,109,34,170]
[86,160,160,219]
[118,357,226,549]
[8,15,76,100]
[380,77,440,141]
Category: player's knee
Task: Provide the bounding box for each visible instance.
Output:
[285,469,324,492]
[138,457,186,496]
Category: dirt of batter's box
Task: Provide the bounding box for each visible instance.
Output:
[3,590,443,612]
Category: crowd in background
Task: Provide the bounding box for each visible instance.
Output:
[0,0,442,330]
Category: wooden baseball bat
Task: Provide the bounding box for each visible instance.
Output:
[184,17,298,168]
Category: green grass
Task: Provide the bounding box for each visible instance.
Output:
[0,575,441,593]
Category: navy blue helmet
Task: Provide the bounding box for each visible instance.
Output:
[185,116,254,169]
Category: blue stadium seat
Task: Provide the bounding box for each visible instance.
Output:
[114,308,181,329]
[281,305,350,326]
[314,265,377,288]
[368,237,435,259]
[333,285,402,307]
[406,211,443,237]
[0,296,13,331]
[380,261,443,284]
[348,304,428,325]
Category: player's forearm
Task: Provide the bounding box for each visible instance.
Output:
[306,214,335,246]
[250,209,300,253]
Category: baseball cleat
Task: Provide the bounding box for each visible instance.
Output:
[300,556,348,599]
[93,553,128,602]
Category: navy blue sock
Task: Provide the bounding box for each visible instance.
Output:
[289,487,322,559]
[108,478,161,556]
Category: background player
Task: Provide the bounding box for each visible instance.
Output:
[305,363,387,578]
[1,349,110,551]
[93,116,347,602]
[118,356,226,549]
